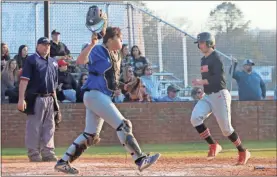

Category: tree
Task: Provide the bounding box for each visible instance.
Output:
[207,2,251,34]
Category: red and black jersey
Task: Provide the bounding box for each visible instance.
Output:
[200,51,226,94]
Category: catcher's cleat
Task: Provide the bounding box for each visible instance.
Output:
[136,153,161,172]
[236,149,251,165]
[54,160,79,174]
[207,143,222,160]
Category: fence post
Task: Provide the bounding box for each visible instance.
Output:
[35,2,38,49]
[182,36,188,87]
[126,3,132,48]
[131,5,135,46]
[157,21,163,74]
[229,55,235,92]
[105,3,110,26]
[44,1,49,38]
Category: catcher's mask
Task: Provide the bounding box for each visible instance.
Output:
[86,5,107,39]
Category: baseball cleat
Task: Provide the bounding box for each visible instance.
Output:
[136,153,161,172]
[207,143,222,160]
[54,160,79,174]
[236,149,251,165]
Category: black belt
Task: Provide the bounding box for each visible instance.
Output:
[83,88,99,92]
[89,71,104,76]
[35,93,53,97]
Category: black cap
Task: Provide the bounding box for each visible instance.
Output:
[167,85,180,92]
[37,37,50,45]
[51,29,61,35]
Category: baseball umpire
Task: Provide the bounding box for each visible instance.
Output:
[54,6,160,174]
[17,37,60,162]
[191,32,251,165]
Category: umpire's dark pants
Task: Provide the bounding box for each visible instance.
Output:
[25,96,55,158]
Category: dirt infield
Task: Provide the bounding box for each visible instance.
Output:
[2,156,276,176]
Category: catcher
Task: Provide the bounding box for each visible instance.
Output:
[54,6,160,174]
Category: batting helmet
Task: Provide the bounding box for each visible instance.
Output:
[86,5,108,39]
[194,32,215,48]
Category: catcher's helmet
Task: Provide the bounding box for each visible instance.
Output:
[86,5,108,39]
[194,32,215,48]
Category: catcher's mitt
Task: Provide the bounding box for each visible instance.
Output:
[86,5,108,39]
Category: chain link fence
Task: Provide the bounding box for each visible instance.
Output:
[2,1,276,98]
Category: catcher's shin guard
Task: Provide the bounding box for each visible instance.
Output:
[64,132,100,163]
[116,119,146,160]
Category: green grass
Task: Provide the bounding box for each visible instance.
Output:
[2,140,276,158]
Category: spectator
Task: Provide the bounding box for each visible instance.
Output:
[231,59,266,101]
[140,64,159,101]
[119,65,134,102]
[191,87,204,101]
[76,73,88,103]
[1,43,10,71]
[119,65,150,102]
[156,85,183,102]
[190,87,205,106]
[14,45,28,69]
[50,30,71,59]
[1,59,19,103]
[56,59,77,102]
[131,45,148,77]
[120,44,133,72]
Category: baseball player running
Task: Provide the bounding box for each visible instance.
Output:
[54,26,160,174]
[191,32,250,165]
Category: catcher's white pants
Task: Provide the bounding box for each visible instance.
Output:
[190,89,234,136]
[61,90,143,161]
[83,90,125,134]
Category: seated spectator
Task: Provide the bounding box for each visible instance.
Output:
[50,30,71,60]
[1,59,19,103]
[156,85,183,102]
[120,44,133,72]
[131,45,148,77]
[56,59,77,103]
[191,87,204,105]
[14,45,28,69]
[140,64,159,101]
[1,43,10,71]
[119,65,134,102]
[119,65,150,102]
[191,87,204,100]
[230,59,266,101]
[76,73,88,103]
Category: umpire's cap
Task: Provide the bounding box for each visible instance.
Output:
[37,37,50,45]
[194,32,215,48]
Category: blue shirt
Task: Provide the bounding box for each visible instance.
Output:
[21,53,59,94]
[156,95,184,102]
[233,71,266,101]
[82,45,115,97]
